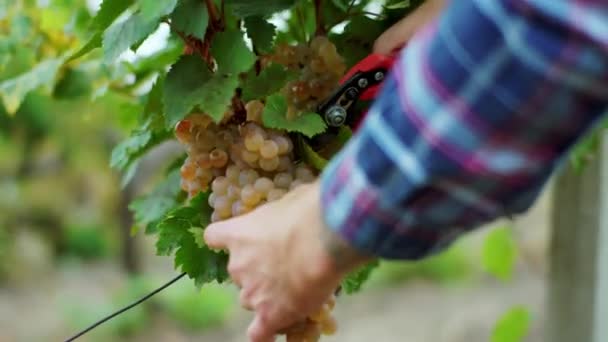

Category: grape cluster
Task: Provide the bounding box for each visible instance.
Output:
[176,113,316,221]
[269,36,346,119]
[284,295,338,342]
[175,36,346,342]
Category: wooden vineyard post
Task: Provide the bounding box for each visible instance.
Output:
[548,132,608,342]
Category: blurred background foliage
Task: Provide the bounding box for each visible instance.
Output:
[0,1,543,341]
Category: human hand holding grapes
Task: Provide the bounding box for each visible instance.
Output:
[204,181,369,342]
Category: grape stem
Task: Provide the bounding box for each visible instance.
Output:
[205,0,223,30]
[314,0,326,36]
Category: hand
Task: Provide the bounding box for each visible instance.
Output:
[374,0,448,54]
[204,180,369,342]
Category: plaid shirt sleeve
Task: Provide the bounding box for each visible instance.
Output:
[319,0,608,260]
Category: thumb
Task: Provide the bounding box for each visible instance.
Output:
[204,221,233,250]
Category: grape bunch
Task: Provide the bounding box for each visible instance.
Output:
[268,36,346,119]
[175,113,339,341]
[283,295,338,342]
[174,36,346,342]
[176,114,316,220]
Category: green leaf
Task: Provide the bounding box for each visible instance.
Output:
[189,227,206,248]
[240,63,297,102]
[67,32,102,62]
[482,227,517,281]
[156,193,204,255]
[110,103,172,175]
[157,216,193,255]
[226,0,297,17]
[129,169,183,233]
[330,16,386,68]
[91,0,136,30]
[299,137,328,171]
[156,192,229,286]
[53,68,92,99]
[211,29,255,75]
[110,129,152,170]
[170,0,208,40]
[262,94,326,137]
[138,0,178,20]
[0,58,63,115]
[385,0,411,9]
[244,16,276,54]
[341,260,380,294]
[103,13,159,63]
[491,306,531,342]
[142,74,166,123]
[175,234,229,286]
[130,39,184,75]
[109,77,168,184]
[163,55,238,127]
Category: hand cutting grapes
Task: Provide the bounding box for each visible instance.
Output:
[6,0,606,341]
[202,0,608,341]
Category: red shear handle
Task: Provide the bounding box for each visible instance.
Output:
[340,53,397,101]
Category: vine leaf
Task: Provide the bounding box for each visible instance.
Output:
[170,0,208,40]
[481,226,517,281]
[156,192,229,286]
[110,77,172,185]
[211,29,256,75]
[341,260,380,294]
[163,55,238,127]
[330,16,385,68]
[103,13,159,63]
[138,0,177,21]
[110,128,152,170]
[262,93,326,138]
[240,63,298,102]
[91,0,135,30]
[53,68,93,99]
[0,58,63,115]
[244,16,276,54]
[491,306,531,342]
[67,32,102,62]
[129,169,183,235]
[68,0,137,61]
[226,0,298,17]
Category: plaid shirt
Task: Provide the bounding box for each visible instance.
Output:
[320,0,608,260]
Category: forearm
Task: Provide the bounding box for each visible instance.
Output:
[319,0,608,260]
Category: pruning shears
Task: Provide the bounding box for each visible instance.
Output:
[317,53,397,131]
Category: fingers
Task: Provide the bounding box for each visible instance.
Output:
[373,0,446,55]
[373,16,417,54]
[248,314,277,342]
[204,221,235,250]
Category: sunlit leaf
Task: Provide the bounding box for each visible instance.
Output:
[0,58,63,115]
[262,94,326,137]
[491,306,531,342]
[482,226,517,281]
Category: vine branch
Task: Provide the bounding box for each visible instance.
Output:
[205,0,224,30]
[314,0,326,36]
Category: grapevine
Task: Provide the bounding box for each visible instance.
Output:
[0,0,432,340]
[172,36,347,341]
[2,1,536,341]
